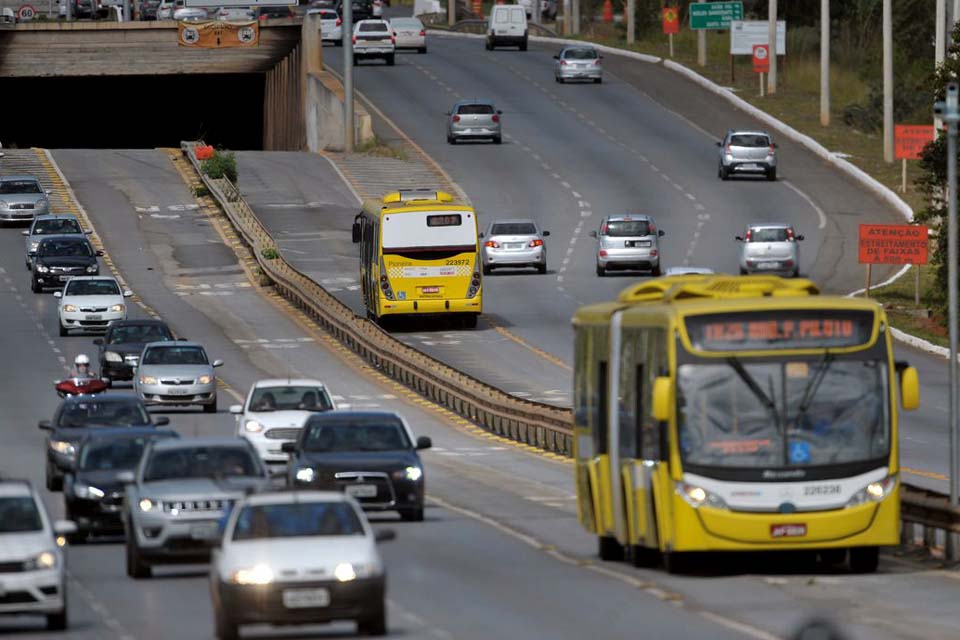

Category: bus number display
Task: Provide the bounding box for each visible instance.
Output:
[685,311,874,351]
[427,214,462,227]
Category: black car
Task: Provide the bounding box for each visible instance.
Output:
[39,395,168,491]
[336,0,373,21]
[31,235,102,293]
[63,427,178,541]
[285,411,431,521]
[95,319,176,384]
[139,0,162,19]
[257,5,294,19]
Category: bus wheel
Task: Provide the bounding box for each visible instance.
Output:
[663,551,690,574]
[598,535,625,561]
[818,548,846,566]
[631,545,659,568]
[461,314,478,329]
[849,547,879,573]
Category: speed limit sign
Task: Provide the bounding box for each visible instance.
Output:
[752,44,770,73]
[17,4,37,20]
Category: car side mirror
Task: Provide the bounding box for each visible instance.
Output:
[715,141,722,147]
[53,291,62,298]
[95,250,104,257]
[589,230,598,238]
[900,365,920,411]
[21,230,29,236]
[496,110,503,115]
[734,236,743,242]
[478,232,485,238]
[38,420,52,431]
[796,234,805,241]
[117,470,136,484]
[123,290,134,297]
[553,54,559,59]
[374,529,397,542]
[351,220,361,244]
[212,359,224,368]
[542,230,550,236]
[54,520,78,537]
[658,230,665,237]
[281,442,297,454]
[444,111,451,116]
[652,376,673,422]
[85,230,93,235]
[416,436,432,450]
[45,189,52,195]
[230,404,243,415]
[153,416,170,426]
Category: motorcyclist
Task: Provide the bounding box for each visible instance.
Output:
[70,354,97,379]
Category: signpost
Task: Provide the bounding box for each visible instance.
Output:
[17,4,36,20]
[894,124,936,193]
[662,7,678,58]
[178,21,259,47]
[752,44,769,97]
[730,20,785,55]
[689,1,742,29]
[857,223,929,299]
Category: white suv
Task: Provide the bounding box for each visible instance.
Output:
[54,276,132,336]
[0,479,76,630]
[231,379,337,467]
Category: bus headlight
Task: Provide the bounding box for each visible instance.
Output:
[846,476,896,508]
[466,271,482,299]
[676,482,727,509]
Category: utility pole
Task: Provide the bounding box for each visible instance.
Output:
[767,0,777,94]
[572,0,580,35]
[697,29,706,66]
[448,0,455,27]
[939,0,947,130]
[883,0,893,163]
[820,0,829,125]
[343,0,354,152]
[626,0,635,44]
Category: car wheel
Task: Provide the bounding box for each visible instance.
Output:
[849,546,879,573]
[594,78,602,84]
[203,397,218,414]
[598,535,624,561]
[447,135,455,145]
[719,164,729,180]
[31,279,42,293]
[556,76,563,84]
[596,263,606,277]
[335,40,342,47]
[46,595,67,631]
[353,57,359,66]
[739,268,748,275]
[537,262,547,274]
[215,604,239,640]
[792,268,800,278]
[482,264,491,275]
[651,265,661,277]
[126,533,152,579]
[493,135,502,145]
[46,465,62,492]
[418,47,426,54]
[401,506,425,522]
[386,54,395,66]
[59,322,68,337]
[102,374,113,388]
[767,168,777,181]
[357,600,387,636]
[25,260,31,271]
[519,40,528,51]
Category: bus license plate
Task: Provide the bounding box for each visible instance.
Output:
[345,484,377,498]
[770,523,806,538]
[283,588,330,609]
[421,286,440,294]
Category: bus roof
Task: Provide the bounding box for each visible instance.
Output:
[363,189,473,217]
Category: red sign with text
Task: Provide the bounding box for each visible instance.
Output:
[894,125,935,160]
[662,7,679,34]
[858,224,928,265]
[752,44,769,73]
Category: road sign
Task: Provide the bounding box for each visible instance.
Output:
[689,2,742,30]
[858,224,929,265]
[895,125,936,160]
[752,44,769,73]
[730,20,786,56]
[17,4,36,20]
[178,21,260,48]
[662,6,679,34]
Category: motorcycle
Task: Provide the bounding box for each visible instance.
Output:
[55,376,109,398]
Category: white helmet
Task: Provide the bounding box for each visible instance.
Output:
[74,354,90,366]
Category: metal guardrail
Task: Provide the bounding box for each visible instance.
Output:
[182,141,572,456]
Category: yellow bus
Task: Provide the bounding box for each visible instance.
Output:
[351,189,482,328]
[572,274,919,573]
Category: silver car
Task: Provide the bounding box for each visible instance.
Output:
[22,214,89,270]
[590,214,665,276]
[736,223,804,277]
[717,129,778,181]
[447,100,502,145]
[663,266,715,276]
[133,341,223,413]
[480,218,549,274]
[0,175,50,223]
[554,46,603,84]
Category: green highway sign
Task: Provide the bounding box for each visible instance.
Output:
[689,2,743,30]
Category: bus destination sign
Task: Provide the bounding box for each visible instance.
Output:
[685,310,875,351]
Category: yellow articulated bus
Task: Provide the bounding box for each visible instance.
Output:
[572,274,920,573]
[351,189,482,328]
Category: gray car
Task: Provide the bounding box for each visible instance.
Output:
[554,46,603,84]
[121,437,270,578]
[590,214,665,276]
[447,100,502,144]
[133,341,223,413]
[0,175,50,224]
[717,129,778,181]
[480,218,549,274]
[736,223,803,277]
[22,214,89,270]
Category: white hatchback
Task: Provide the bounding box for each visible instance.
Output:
[308,8,342,44]
[231,379,338,467]
[55,276,132,336]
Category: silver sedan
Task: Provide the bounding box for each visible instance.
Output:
[554,46,603,84]
[0,175,50,223]
[447,100,502,144]
[133,341,223,413]
[480,219,550,274]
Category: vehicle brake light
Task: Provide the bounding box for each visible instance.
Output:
[599,250,608,257]
[452,115,461,123]
[650,250,658,257]
[745,229,752,242]
[484,240,499,248]
[725,145,732,154]
[784,259,794,267]
[560,60,568,66]
[529,239,543,247]
[786,228,795,241]
[594,59,601,66]
[420,29,426,36]
[769,144,776,154]
[336,18,342,25]
[352,35,357,44]
[492,114,500,123]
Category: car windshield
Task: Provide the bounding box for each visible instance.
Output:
[58,401,151,428]
[142,346,208,365]
[304,417,411,452]
[79,437,153,471]
[0,180,42,194]
[0,497,43,533]
[232,502,364,540]
[750,228,790,242]
[677,356,889,469]
[729,134,770,147]
[602,220,651,237]
[249,386,333,412]
[108,324,173,345]
[359,22,386,31]
[65,280,120,296]
[143,446,260,481]
[563,48,597,59]
[457,104,495,115]
[39,239,92,257]
[491,223,536,235]
[34,219,82,235]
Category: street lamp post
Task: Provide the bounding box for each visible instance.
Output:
[343,0,354,152]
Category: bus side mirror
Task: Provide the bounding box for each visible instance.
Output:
[652,377,672,422]
[352,220,361,244]
[900,365,919,411]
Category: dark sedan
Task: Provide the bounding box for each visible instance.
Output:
[285,411,431,521]
[31,235,102,293]
[95,319,176,384]
[63,427,178,541]
[39,395,168,491]
[139,0,162,19]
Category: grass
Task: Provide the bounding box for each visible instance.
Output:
[355,136,408,160]
[866,265,947,348]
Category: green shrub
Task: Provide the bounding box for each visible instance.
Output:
[202,150,238,184]
[261,247,280,260]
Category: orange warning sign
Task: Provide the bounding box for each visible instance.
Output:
[858,224,929,265]
[894,125,935,160]
[662,7,679,34]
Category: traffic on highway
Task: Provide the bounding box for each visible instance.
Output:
[2,2,960,640]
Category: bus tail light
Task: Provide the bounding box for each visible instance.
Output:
[378,258,395,300]
[676,482,727,510]
[467,270,482,298]
[846,475,896,508]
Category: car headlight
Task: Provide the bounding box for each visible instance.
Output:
[244,419,263,433]
[110,304,125,313]
[139,375,158,385]
[334,562,373,582]
[24,551,57,571]
[846,475,897,508]
[392,466,422,481]
[676,482,727,509]
[295,467,315,483]
[198,375,213,385]
[138,498,157,512]
[49,440,76,458]
[104,351,123,363]
[74,483,105,499]
[231,563,274,585]
[63,304,78,313]
[86,265,98,273]
[30,241,39,251]
[35,264,49,273]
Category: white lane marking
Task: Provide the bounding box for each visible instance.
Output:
[561,181,572,189]
[571,191,581,198]
[782,179,828,230]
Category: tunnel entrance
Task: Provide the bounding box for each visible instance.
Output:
[1,74,265,150]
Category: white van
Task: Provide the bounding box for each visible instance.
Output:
[486,4,528,51]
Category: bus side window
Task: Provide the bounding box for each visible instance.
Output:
[352,214,362,243]
[640,331,664,461]
[596,361,608,455]
[634,363,644,459]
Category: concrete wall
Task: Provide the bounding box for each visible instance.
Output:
[304,70,373,152]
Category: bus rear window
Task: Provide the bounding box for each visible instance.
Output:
[427,214,462,227]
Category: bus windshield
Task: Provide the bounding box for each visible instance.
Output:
[676,355,889,470]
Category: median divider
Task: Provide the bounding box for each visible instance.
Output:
[181,140,573,456]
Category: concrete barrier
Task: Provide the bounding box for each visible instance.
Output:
[305,70,374,152]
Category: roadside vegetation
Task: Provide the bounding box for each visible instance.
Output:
[201,149,239,183]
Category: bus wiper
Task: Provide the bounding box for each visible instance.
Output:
[726,357,777,416]
[792,353,834,433]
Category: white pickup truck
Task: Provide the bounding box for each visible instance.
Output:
[353,18,395,66]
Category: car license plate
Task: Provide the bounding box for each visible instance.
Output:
[741,163,759,170]
[59,275,71,281]
[166,387,190,395]
[86,314,102,320]
[506,243,524,250]
[758,262,780,270]
[283,588,330,609]
[190,522,220,540]
[770,523,807,538]
[345,484,377,498]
